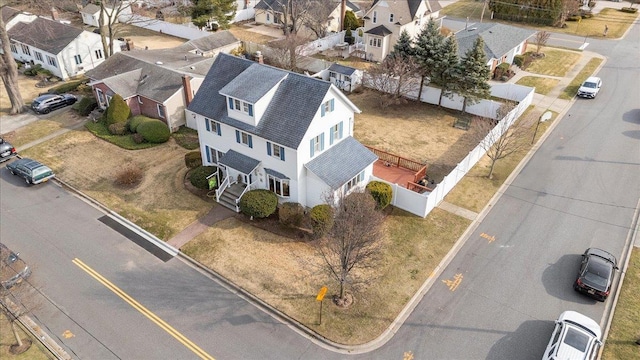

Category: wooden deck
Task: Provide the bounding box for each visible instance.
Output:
[373,160,416,187]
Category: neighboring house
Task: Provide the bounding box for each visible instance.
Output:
[186,53,377,210]
[326,0,362,33]
[79,2,133,27]
[5,15,124,80]
[362,0,442,62]
[455,23,536,74]
[85,31,240,131]
[320,63,362,92]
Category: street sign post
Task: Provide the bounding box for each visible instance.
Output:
[316,286,327,325]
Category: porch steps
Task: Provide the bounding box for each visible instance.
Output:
[217,183,246,212]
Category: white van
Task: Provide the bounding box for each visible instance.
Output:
[542,311,602,360]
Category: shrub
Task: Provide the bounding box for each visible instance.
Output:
[344,27,354,45]
[310,204,334,238]
[131,132,145,144]
[47,78,88,94]
[24,64,50,77]
[108,122,127,135]
[105,94,131,125]
[114,166,143,187]
[239,189,278,219]
[343,10,358,31]
[279,202,304,227]
[128,115,154,132]
[184,151,202,168]
[189,165,217,189]
[366,181,392,210]
[75,96,98,116]
[136,120,171,143]
[513,55,524,68]
[566,15,581,21]
[211,23,219,31]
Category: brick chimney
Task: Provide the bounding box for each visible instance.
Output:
[254,51,263,64]
[51,7,59,21]
[182,75,193,106]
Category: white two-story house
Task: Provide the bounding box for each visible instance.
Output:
[186,53,378,210]
[362,0,441,62]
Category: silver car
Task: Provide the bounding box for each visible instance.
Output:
[0,138,18,163]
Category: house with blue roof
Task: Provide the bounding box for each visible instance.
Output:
[186,53,378,211]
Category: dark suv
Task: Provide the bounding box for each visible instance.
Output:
[574,248,618,301]
[31,93,77,114]
[1,243,32,290]
[6,158,55,185]
[0,138,18,163]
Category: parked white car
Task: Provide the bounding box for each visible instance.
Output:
[577,77,602,99]
[542,311,602,360]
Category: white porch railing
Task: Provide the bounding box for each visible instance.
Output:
[215,175,232,202]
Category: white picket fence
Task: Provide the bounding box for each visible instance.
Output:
[369,83,535,218]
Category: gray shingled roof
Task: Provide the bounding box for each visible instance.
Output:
[455,23,536,60]
[80,3,101,14]
[1,6,20,23]
[122,48,213,75]
[366,25,393,36]
[187,53,335,149]
[8,18,83,55]
[305,137,377,189]
[328,63,356,76]
[175,31,239,53]
[265,168,289,179]
[220,64,286,103]
[85,52,185,103]
[219,150,260,174]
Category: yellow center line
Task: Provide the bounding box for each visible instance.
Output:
[72,258,215,360]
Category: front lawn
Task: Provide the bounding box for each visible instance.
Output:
[523,47,581,77]
[560,57,604,100]
[516,76,560,95]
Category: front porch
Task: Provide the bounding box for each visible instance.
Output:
[366,146,433,194]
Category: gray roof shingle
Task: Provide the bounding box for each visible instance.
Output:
[305,137,377,189]
[187,53,334,149]
[175,31,240,53]
[219,150,261,174]
[328,63,356,76]
[365,25,393,36]
[455,23,536,60]
[219,64,287,103]
[8,18,83,55]
[80,3,101,14]
[1,6,20,23]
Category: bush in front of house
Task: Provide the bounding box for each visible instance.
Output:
[189,165,217,189]
[108,122,128,135]
[184,151,202,169]
[279,202,304,228]
[74,96,98,116]
[239,189,278,219]
[310,204,334,238]
[105,94,131,125]
[24,64,53,77]
[131,132,145,144]
[366,181,392,210]
[128,115,154,132]
[136,120,171,143]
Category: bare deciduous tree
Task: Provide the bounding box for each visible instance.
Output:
[534,31,550,54]
[303,0,333,38]
[266,34,308,70]
[0,9,24,114]
[363,55,420,108]
[314,190,384,304]
[473,102,531,179]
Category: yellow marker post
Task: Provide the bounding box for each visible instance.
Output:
[316,286,328,325]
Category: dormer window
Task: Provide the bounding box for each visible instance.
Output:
[228,97,254,116]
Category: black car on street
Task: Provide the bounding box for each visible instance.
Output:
[574,248,618,301]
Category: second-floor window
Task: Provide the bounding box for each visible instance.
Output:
[235,130,253,148]
[95,49,103,59]
[330,122,343,145]
[34,52,43,62]
[372,11,377,23]
[21,44,30,55]
[389,14,394,22]
[228,97,254,116]
[74,55,83,65]
[205,118,221,135]
[267,142,285,161]
[46,55,57,67]
[321,99,334,117]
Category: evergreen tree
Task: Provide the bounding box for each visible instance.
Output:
[413,18,445,100]
[390,30,414,59]
[191,0,236,30]
[458,37,491,112]
[436,35,461,105]
[343,10,359,31]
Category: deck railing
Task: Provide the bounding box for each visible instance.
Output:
[407,181,433,193]
[365,146,426,172]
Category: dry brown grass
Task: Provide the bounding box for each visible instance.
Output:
[228,25,280,44]
[20,130,212,239]
[350,90,485,182]
[0,74,42,117]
